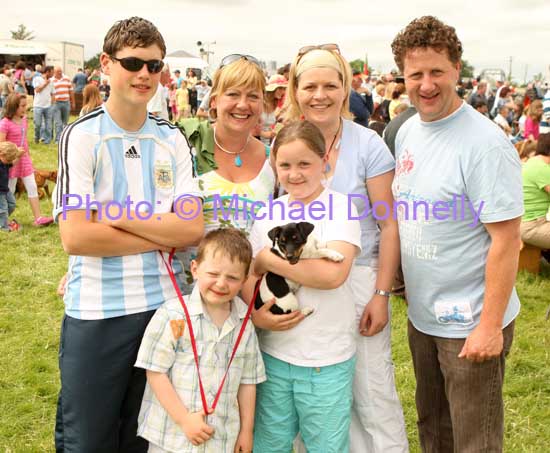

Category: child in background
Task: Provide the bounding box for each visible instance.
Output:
[136,228,265,453]
[393,102,409,117]
[79,83,103,116]
[0,142,23,231]
[168,82,178,121]
[524,100,543,140]
[1,93,54,226]
[176,80,190,121]
[244,121,362,452]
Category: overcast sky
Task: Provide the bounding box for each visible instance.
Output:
[5,0,550,81]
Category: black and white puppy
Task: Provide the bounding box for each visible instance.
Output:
[254,221,344,315]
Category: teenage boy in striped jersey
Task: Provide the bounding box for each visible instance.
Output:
[52,17,203,452]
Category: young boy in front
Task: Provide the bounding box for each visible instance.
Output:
[52,17,203,452]
[136,228,265,453]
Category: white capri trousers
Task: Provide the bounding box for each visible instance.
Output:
[9,174,38,199]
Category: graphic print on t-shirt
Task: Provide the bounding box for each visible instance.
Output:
[393,149,439,262]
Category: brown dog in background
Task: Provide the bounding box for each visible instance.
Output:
[15,170,58,199]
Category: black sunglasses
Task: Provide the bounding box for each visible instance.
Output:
[219,54,261,69]
[110,56,164,74]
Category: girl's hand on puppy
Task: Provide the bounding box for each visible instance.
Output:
[251,298,305,331]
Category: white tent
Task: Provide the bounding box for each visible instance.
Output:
[164,50,208,73]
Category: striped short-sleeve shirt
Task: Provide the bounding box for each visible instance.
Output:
[52,75,73,102]
[135,287,266,453]
[53,106,200,320]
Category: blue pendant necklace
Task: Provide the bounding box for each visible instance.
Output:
[213,128,250,167]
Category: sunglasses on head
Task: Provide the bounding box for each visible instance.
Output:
[110,55,164,74]
[298,43,341,57]
[219,54,261,69]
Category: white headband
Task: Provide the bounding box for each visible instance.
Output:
[295,49,343,78]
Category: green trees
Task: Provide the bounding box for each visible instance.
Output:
[460,59,474,78]
[10,24,35,40]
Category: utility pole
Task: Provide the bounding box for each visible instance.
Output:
[524,64,528,85]
[508,56,513,82]
[196,40,216,65]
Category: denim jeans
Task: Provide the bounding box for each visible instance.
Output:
[0,191,16,230]
[34,106,53,144]
[408,320,515,453]
[53,101,71,143]
[0,95,8,119]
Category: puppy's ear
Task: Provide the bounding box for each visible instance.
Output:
[268,226,282,244]
[296,222,314,238]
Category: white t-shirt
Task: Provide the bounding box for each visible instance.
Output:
[394,102,522,338]
[518,115,527,135]
[147,83,169,121]
[32,75,54,108]
[493,114,510,131]
[249,188,362,367]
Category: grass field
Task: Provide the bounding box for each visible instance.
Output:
[1,119,549,452]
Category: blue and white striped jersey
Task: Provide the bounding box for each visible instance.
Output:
[53,106,200,320]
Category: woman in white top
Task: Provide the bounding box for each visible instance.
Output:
[254,44,408,453]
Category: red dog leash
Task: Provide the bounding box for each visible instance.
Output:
[159,249,259,414]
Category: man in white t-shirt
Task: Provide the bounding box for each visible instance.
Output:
[147,65,170,121]
[391,16,522,453]
[194,79,210,111]
[32,65,55,144]
[493,105,512,135]
[0,66,14,117]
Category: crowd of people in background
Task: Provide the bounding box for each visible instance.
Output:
[2,54,548,145]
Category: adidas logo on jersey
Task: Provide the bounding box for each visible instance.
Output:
[125,146,140,159]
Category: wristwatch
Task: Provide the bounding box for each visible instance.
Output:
[374,289,392,297]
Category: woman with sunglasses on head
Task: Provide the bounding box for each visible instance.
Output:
[178,55,275,289]
[253,44,409,453]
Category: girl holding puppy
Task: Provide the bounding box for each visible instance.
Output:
[243,120,361,452]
